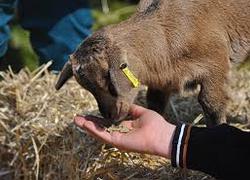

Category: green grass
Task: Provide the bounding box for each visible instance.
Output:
[10,25,39,71]
[238,58,250,71]
[92,5,136,30]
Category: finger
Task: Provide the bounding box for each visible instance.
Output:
[129,104,147,118]
[83,115,112,127]
[74,116,113,143]
[75,116,148,154]
[75,116,135,150]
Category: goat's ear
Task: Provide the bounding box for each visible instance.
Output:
[109,67,131,95]
[55,61,73,90]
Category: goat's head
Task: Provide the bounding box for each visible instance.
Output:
[55,31,141,124]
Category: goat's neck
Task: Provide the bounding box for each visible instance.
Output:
[121,23,173,89]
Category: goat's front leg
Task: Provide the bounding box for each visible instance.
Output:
[146,88,171,115]
[198,76,229,127]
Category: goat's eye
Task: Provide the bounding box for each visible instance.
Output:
[108,82,117,97]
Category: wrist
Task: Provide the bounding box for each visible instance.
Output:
[154,123,176,159]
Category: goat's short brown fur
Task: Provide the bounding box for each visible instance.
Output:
[56,0,250,127]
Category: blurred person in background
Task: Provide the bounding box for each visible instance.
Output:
[0,0,93,71]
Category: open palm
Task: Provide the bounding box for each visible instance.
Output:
[74,105,176,159]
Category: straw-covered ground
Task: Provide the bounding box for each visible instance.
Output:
[0,62,249,180]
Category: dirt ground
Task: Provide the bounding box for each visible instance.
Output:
[0,63,249,179]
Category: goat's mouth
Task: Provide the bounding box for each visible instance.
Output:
[113,101,131,123]
[103,110,128,125]
[100,103,130,126]
[99,112,129,127]
[114,112,129,124]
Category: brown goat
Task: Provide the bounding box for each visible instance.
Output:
[55,0,250,127]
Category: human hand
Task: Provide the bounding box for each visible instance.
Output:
[74,104,176,159]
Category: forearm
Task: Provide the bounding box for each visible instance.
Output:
[170,124,250,179]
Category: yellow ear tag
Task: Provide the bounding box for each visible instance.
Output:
[120,63,140,88]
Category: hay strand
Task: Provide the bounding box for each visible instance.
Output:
[0,65,249,179]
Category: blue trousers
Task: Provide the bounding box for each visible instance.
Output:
[0,0,92,70]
